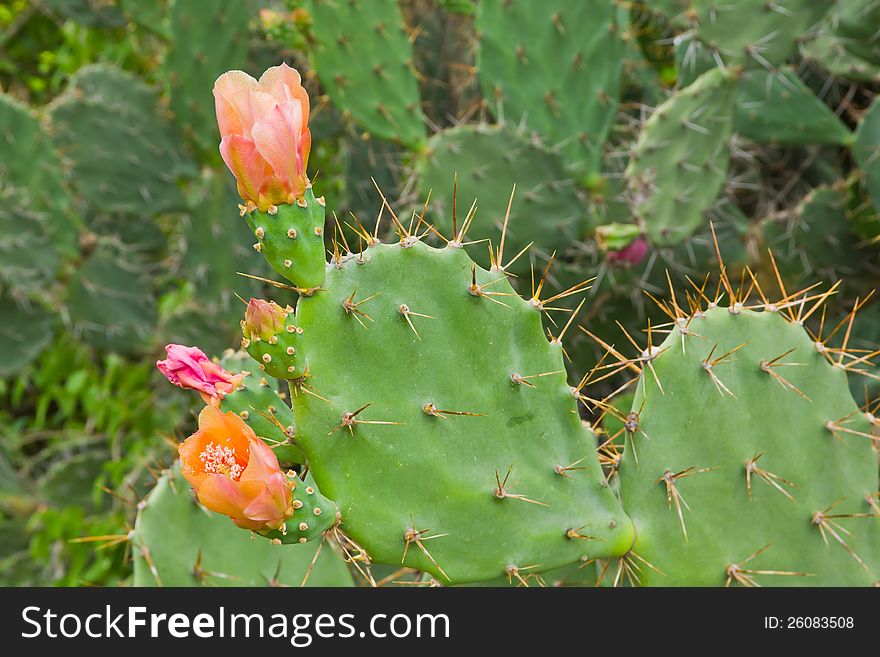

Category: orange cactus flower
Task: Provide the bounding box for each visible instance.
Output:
[179,406,294,531]
[214,62,311,211]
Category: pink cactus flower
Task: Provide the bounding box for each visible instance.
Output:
[214,62,311,211]
[179,406,293,531]
[607,236,649,267]
[156,344,242,405]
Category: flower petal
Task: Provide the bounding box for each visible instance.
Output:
[251,101,303,187]
[220,135,272,205]
[258,62,310,128]
[213,70,259,136]
[197,475,252,519]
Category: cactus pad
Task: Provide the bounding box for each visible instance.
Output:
[132,466,353,586]
[735,68,852,146]
[614,299,879,586]
[627,67,737,245]
[269,237,633,583]
[672,0,834,69]
[475,0,624,178]
[415,124,588,273]
[244,188,327,290]
[305,0,425,148]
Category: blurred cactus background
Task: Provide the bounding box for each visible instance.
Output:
[0,0,878,585]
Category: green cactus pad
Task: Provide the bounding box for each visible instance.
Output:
[0,94,68,212]
[415,124,588,273]
[671,0,834,69]
[762,185,870,285]
[164,0,252,155]
[305,0,426,148]
[802,0,880,83]
[475,0,624,177]
[616,305,879,586]
[132,466,353,587]
[0,293,58,377]
[218,350,304,465]
[66,244,157,353]
[734,68,852,146]
[0,188,60,298]
[260,471,339,545]
[0,93,77,255]
[48,65,194,216]
[278,239,632,583]
[244,188,327,290]
[627,67,737,245]
[854,96,880,215]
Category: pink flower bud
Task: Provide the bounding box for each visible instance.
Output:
[214,63,311,211]
[156,344,242,405]
[607,236,649,267]
[242,298,288,342]
[178,406,293,531]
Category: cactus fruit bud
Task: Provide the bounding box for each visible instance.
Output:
[178,406,294,531]
[214,62,311,210]
[242,299,289,342]
[607,236,649,267]
[156,344,242,405]
[596,223,649,266]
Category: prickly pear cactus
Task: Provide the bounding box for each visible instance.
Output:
[132,466,353,586]
[612,282,879,585]
[304,0,426,148]
[734,68,852,146]
[627,67,737,245]
[0,293,58,377]
[164,0,253,154]
[217,350,304,466]
[475,0,624,178]
[249,209,634,583]
[854,97,880,215]
[0,94,70,216]
[666,0,834,69]
[48,65,194,216]
[244,187,327,290]
[802,0,880,82]
[415,124,588,273]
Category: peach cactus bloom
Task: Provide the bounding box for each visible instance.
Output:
[156,344,242,406]
[213,62,311,211]
[179,406,294,531]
